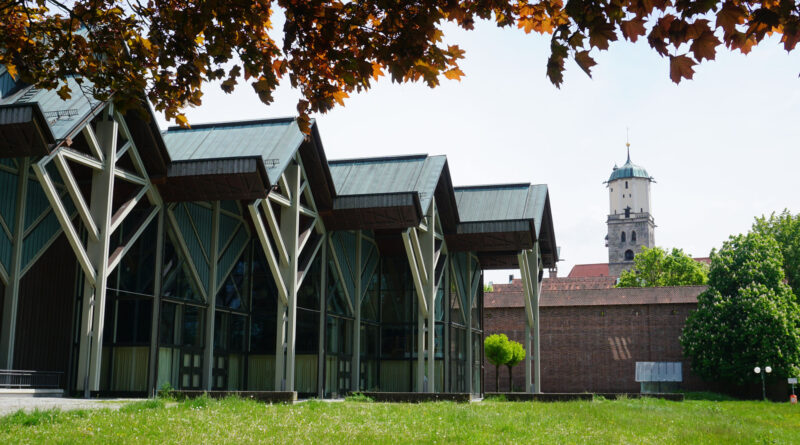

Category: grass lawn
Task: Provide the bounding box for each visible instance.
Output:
[1,395,798,444]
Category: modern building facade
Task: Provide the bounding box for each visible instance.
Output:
[0,72,558,397]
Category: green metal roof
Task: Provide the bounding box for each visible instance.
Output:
[608,151,651,182]
[454,183,548,236]
[163,117,307,185]
[329,154,446,212]
[0,75,103,141]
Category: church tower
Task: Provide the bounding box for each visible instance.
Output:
[606,144,655,276]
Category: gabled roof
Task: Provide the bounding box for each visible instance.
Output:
[0,75,169,177]
[0,76,103,142]
[448,183,558,268]
[324,154,458,231]
[163,117,305,185]
[329,154,445,212]
[159,117,334,203]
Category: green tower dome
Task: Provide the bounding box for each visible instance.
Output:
[608,145,651,182]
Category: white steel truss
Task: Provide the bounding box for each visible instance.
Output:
[248,152,325,391]
[518,245,542,394]
[450,250,481,395]
[30,104,162,395]
[402,199,445,392]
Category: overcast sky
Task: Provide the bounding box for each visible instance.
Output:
[155,19,800,285]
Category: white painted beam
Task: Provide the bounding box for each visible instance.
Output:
[53,153,100,241]
[32,160,96,286]
[262,199,289,266]
[202,202,221,390]
[106,205,160,274]
[268,193,291,208]
[248,201,288,305]
[401,229,428,319]
[409,228,428,285]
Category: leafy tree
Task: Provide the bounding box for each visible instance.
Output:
[752,210,800,296]
[616,247,708,288]
[681,232,800,386]
[484,333,512,392]
[2,1,800,130]
[505,341,526,392]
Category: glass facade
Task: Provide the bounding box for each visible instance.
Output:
[93,205,483,396]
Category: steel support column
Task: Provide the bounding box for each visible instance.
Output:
[78,116,118,396]
[147,209,165,396]
[277,164,300,391]
[202,202,221,390]
[351,232,362,392]
[0,158,30,369]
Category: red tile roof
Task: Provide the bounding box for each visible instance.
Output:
[568,263,610,278]
[541,286,706,307]
[485,277,706,308]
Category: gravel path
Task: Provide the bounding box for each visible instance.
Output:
[0,397,137,416]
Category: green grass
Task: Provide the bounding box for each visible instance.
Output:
[1,396,798,444]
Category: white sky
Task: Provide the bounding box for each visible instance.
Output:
[155,19,800,285]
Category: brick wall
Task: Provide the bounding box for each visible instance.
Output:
[483,303,709,393]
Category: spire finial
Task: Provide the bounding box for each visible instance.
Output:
[625,127,631,163]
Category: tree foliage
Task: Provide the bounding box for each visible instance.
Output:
[2,1,800,130]
[505,340,526,392]
[616,246,708,288]
[751,210,800,296]
[681,232,800,386]
[485,333,512,392]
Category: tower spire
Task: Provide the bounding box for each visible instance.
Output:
[626,127,631,163]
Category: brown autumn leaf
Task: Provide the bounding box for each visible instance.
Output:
[589,23,617,50]
[621,17,647,43]
[574,50,597,77]
[690,30,721,62]
[716,3,746,36]
[669,54,696,83]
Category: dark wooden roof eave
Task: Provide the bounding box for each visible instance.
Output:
[0,103,55,158]
[322,191,423,231]
[158,155,270,202]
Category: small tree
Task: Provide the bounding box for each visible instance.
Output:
[506,341,526,392]
[616,246,708,288]
[484,334,512,392]
[681,232,800,386]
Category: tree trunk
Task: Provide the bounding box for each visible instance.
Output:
[495,364,500,392]
[508,365,513,392]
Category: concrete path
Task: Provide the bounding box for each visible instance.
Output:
[0,397,137,416]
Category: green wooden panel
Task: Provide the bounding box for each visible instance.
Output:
[330,231,357,307]
[0,169,17,233]
[174,203,210,292]
[217,223,248,286]
[218,213,240,252]
[221,200,240,215]
[360,238,379,302]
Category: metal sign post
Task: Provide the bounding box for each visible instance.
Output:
[789,378,797,404]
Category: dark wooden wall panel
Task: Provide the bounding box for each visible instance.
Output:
[14,234,77,388]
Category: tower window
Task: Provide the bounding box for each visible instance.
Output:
[625,250,634,261]
[631,231,637,242]
[624,207,630,218]
[621,231,626,243]
[625,181,628,189]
